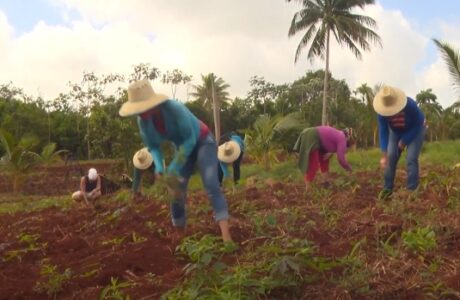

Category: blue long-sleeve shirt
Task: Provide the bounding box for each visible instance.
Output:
[378,97,425,151]
[219,134,245,177]
[137,100,202,176]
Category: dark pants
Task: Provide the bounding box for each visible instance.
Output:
[218,152,244,185]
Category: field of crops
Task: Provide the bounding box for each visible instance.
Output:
[1,158,460,299]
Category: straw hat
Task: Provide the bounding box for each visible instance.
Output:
[133,147,153,170]
[119,80,169,117]
[88,168,98,181]
[373,86,407,116]
[218,141,241,163]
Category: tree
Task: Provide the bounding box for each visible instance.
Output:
[433,39,460,97]
[0,128,40,193]
[416,89,442,141]
[67,72,124,159]
[191,73,230,141]
[354,83,381,146]
[129,63,161,83]
[287,0,381,125]
[245,113,303,170]
[161,69,192,100]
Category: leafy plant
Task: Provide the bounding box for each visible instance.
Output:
[38,143,68,166]
[99,277,132,300]
[0,128,41,192]
[402,227,437,255]
[34,263,72,298]
[131,232,147,244]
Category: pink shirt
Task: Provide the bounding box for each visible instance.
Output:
[316,126,351,171]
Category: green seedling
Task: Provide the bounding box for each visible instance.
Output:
[99,277,132,300]
[131,232,147,244]
[101,236,126,246]
[402,227,437,256]
[34,263,72,299]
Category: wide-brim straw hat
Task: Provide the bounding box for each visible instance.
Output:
[133,147,153,170]
[119,79,169,117]
[218,141,241,164]
[373,86,407,116]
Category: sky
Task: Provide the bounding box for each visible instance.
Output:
[0,0,459,107]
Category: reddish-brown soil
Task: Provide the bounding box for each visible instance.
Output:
[0,199,186,300]
[1,166,460,299]
[0,161,124,196]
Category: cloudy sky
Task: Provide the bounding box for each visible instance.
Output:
[0,0,459,107]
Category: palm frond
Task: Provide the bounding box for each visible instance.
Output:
[433,39,460,94]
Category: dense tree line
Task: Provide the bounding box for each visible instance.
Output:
[0,66,459,163]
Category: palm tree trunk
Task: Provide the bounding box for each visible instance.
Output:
[322,29,330,125]
[211,80,221,141]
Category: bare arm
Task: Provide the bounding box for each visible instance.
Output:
[80,177,89,205]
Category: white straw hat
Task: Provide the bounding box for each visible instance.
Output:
[218,141,241,163]
[373,86,407,116]
[133,147,153,170]
[88,168,98,181]
[119,80,169,117]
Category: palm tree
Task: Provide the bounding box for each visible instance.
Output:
[0,129,40,193]
[287,0,381,125]
[415,89,442,141]
[433,39,460,97]
[354,83,382,146]
[190,73,230,141]
[245,113,303,170]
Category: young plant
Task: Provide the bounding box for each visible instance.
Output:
[34,263,72,298]
[99,277,132,300]
[402,226,437,256]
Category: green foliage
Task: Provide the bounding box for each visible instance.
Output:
[402,227,437,255]
[34,262,72,297]
[245,113,303,170]
[99,277,132,300]
[39,143,68,165]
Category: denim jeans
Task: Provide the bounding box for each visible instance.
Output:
[384,127,425,191]
[171,133,229,227]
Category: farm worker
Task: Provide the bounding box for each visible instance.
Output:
[131,147,156,199]
[217,132,245,186]
[71,168,102,206]
[119,80,232,242]
[373,86,425,200]
[293,126,353,191]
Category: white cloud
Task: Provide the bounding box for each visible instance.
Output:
[0,0,457,108]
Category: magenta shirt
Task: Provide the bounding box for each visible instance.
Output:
[316,126,352,171]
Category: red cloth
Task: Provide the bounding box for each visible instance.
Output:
[152,110,166,134]
[304,149,330,182]
[199,120,209,139]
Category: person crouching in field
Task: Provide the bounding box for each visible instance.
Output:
[294,126,353,191]
[119,80,232,242]
[72,168,102,206]
[373,86,425,200]
[217,132,245,186]
[131,147,156,200]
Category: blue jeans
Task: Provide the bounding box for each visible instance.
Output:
[384,128,425,191]
[171,133,229,227]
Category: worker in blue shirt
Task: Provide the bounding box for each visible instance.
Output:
[373,86,425,200]
[217,132,245,186]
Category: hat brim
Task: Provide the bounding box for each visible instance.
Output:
[133,147,153,170]
[218,141,241,163]
[373,88,407,116]
[119,94,169,117]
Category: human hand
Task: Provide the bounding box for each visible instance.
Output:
[398,141,406,151]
